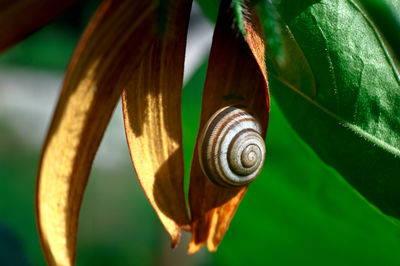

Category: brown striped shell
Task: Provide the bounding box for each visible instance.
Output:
[198,106,265,187]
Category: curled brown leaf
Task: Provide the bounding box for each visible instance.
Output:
[188,0,270,254]
[122,0,192,248]
[36,1,159,265]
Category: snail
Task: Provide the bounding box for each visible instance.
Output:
[198,105,266,187]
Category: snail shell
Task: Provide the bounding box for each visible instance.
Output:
[198,105,265,187]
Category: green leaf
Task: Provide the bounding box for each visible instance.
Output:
[195,0,220,23]
[358,0,400,61]
[263,0,400,220]
[232,0,246,35]
[257,0,285,64]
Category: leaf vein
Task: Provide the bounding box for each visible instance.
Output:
[348,0,400,84]
[271,74,400,158]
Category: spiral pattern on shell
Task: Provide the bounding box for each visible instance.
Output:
[198,105,266,187]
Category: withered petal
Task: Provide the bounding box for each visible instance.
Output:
[122,0,192,248]
[0,0,77,53]
[188,0,270,254]
[35,1,159,265]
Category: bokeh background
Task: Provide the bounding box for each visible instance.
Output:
[1,2,400,265]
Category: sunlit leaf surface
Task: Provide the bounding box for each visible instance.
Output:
[36,1,158,264]
[265,0,400,220]
[122,0,192,248]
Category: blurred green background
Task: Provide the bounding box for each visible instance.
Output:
[1,2,400,266]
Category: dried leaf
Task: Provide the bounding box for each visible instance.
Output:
[0,0,77,53]
[35,1,158,265]
[188,0,269,254]
[122,0,192,248]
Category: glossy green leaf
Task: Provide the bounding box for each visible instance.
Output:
[264,0,400,220]
[358,0,400,61]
